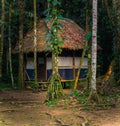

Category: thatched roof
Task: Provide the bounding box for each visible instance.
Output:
[14,18,86,53]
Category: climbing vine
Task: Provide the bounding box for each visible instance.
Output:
[45,0,64,101]
[45,0,63,54]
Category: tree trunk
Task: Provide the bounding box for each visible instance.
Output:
[46,0,64,101]
[74,43,87,89]
[9,4,14,88]
[0,0,5,80]
[6,45,9,75]
[89,0,99,102]
[104,0,120,84]
[74,0,93,89]
[33,0,38,88]
[18,0,24,89]
[74,0,92,90]
[86,0,92,89]
[112,0,120,84]
[47,51,63,100]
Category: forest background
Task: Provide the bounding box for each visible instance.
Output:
[0,0,119,90]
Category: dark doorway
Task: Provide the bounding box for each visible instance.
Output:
[37,57,46,81]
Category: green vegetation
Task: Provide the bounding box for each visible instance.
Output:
[0,0,119,104]
[0,82,11,89]
[45,98,59,107]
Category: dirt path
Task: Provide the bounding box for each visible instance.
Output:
[0,90,120,126]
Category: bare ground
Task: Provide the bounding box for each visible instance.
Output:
[0,89,120,126]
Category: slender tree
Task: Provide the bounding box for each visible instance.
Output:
[104,0,120,84]
[112,0,120,84]
[0,0,5,80]
[33,0,38,88]
[18,0,24,89]
[74,0,92,90]
[86,0,92,88]
[89,0,99,102]
[46,0,64,101]
[74,42,87,89]
[8,3,14,88]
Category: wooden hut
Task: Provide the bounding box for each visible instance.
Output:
[14,18,87,82]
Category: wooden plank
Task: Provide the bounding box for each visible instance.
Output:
[61,80,74,82]
[58,65,88,68]
[38,82,49,84]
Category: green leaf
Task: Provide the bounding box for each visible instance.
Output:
[52,9,57,15]
[45,15,52,23]
[46,39,51,44]
[52,0,57,6]
[43,7,51,15]
[54,45,58,50]
[47,33,53,38]
[85,32,92,41]
[58,15,64,19]
[47,45,52,49]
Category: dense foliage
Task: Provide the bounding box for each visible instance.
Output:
[0,0,119,87]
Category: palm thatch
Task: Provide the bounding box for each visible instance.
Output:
[14,18,86,53]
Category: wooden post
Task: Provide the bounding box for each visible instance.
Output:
[73,52,75,80]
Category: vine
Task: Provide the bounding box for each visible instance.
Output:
[45,0,64,101]
[45,0,63,54]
